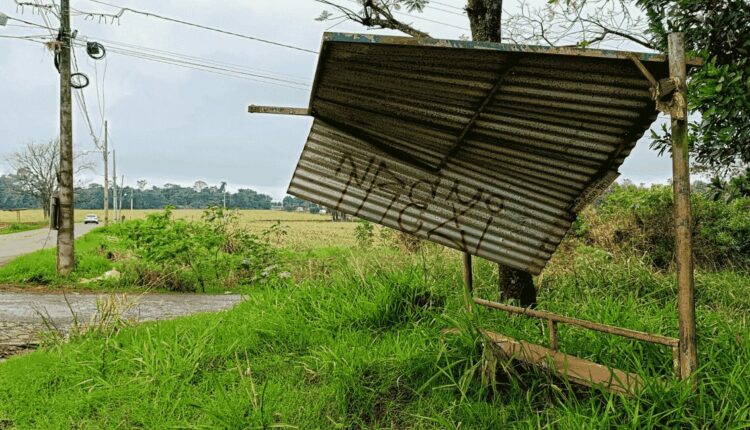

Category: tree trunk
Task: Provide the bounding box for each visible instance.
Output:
[467,0,537,307]
[466,0,503,43]
[499,264,536,307]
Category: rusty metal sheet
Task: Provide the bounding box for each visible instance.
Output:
[287,33,673,274]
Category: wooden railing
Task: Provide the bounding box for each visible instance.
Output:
[473,297,682,379]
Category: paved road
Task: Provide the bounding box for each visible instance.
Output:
[0,291,243,358]
[0,223,98,266]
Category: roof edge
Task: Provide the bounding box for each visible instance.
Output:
[322,32,703,66]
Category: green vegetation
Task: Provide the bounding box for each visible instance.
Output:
[576,183,750,270]
[0,228,122,286]
[0,246,749,428]
[0,207,279,293]
[0,187,748,428]
[0,222,46,235]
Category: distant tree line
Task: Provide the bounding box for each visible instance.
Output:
[0,174,37,209]
[75,182,274,210]
[0,176,275,210]
[281,196,321,213]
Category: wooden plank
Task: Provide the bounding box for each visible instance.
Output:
[248,105,310,115]
[481,330,644,396]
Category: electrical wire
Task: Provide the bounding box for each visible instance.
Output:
[70,37,312,89]
[430,1,465,12]
[5,15,56,30]
[0,34,50,39]
[82,0,319,54]
[82,36,311,83]
[72,48,104,150]
[96,44,310,90]
[339,0,469,32]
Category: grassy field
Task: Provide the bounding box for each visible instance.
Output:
[0,243,748,428]
[0,209,357,251]
[0,222,47,235]
[0,209,333,223]
[0,203,748,427]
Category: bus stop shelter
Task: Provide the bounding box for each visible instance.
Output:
[250,32,699,394]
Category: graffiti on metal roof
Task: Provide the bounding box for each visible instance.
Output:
[286,33,672,274]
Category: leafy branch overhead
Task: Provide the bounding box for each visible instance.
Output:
[315,0,430,38]
[505,0,750,177]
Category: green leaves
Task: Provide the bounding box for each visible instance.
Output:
[114,207,278,292]
[638,0,750,174]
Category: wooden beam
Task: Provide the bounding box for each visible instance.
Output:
[248,105,310,115]
[481,330,645,396]
[435,55,520,171]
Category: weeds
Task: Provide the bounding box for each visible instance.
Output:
[2,249,748,427]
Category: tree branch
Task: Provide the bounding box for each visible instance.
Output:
[315,0,430,38]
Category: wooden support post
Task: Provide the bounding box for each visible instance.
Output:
[548,320,559,350]
[668,32,697,387]
[462,252,473,313]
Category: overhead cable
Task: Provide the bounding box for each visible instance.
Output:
[83,0,319,54]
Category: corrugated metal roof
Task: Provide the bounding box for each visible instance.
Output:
[287,32,673,274]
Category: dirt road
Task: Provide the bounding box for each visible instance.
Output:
[0,223,98,266]
[0,291,243,359]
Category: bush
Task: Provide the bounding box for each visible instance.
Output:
[354,219,374,248]
[112,207,278,292]
[576,184,750,270]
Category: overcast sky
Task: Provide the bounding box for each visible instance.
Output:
[0,0,674,200]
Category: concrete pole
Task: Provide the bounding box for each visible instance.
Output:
[112,149,117,222]
[668,32,697,386]
[103,121,109,226]
[120,175,125,215]
[56,0,75,275]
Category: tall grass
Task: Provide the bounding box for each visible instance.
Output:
[1,245,748,428]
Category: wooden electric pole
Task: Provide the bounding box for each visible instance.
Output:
[668,32,697,386]
[103,121,109,226]
[56,0,75,275]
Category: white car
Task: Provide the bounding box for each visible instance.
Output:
[84,214,99,224]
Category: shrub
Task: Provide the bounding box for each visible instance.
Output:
[112,207,278,292]
[354,219,374,248]
[577,184,750,270]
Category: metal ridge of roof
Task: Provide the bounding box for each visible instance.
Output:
[321,32,704,65]
[286,32,676,274]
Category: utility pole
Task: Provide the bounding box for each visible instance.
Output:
[57,0,75,275]
[119,174,125,216]
[103,121,109,226]
[669,32,697,387]
[112,149,118,222]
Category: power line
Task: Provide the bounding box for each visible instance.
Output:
[425,4,466,17]
[84,36,311,82]
[72,48,104,150]
[338,0,469,32]
[0,34,50,39]
[393,10,467,30]
[5,15,56,30]
[430,1,466,12]
[88,43,310,90]
[82,0,319,54]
